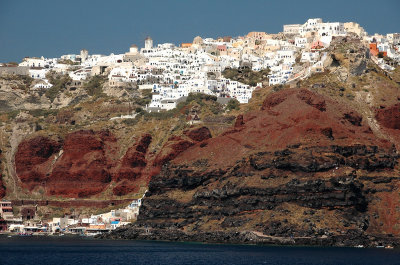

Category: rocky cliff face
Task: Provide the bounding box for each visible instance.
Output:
[106,88,400,247]
[15,130,138,197]
[0,149,5,198]
[13,126,213,199]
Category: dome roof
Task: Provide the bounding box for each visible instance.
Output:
[145,36,152,40]
[130,44,138,48]
[193,36,203,44]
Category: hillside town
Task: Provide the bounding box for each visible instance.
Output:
[1,18,399,111]
[0,195,144,236]
[0,18,399,236]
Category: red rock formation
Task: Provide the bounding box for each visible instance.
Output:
[15,136,61,190]
[234,114,245,128]
[112,180,139,196]
[133,88,400,244]
[376,103,400,130]
[46,130,117,198]
[14,127,211,198]
[112,134,152,196]
[154,127,212,167]
[343,112,362,126]
[174,88,388,168]
[149,126,213,182]
[0,177,4,198]
[183,126,212,142]
[375,103,400,149]
[15,130,121,198]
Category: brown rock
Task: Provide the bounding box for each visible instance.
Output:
[183,127,212,142]
[234,114,245,128]
[376,103,400,130]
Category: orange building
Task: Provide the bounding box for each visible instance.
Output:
[181,43,192,48]
[369,43,387,57]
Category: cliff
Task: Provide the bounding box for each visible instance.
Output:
[1,37,400,240]
[105,88,400,247]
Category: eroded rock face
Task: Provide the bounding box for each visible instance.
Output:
[113,134,152,196]
[153,127,212,168]
[15,130,122,197]
[183,127,212,142]
[47,130,117,197]
[15,136,62,191]
[14,126,213,198]
[234,114,244,128]
[0,149,5,198]
[120,88,400,245]
[376,103,400,130]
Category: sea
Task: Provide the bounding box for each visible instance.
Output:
[1,236,400,265]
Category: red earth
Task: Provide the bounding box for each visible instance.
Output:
[14,126,213,198]
[12,88,399,203]
[173,88,393,168]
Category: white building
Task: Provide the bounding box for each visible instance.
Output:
[318,22,346,37]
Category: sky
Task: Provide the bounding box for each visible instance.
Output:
[0,0,399,62]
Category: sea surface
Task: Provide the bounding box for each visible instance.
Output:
[0,236,400,265]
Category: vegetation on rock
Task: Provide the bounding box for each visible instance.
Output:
[45,71,72,101]
[222,68,270,86]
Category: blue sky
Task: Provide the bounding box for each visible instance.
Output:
[0,0,399,62]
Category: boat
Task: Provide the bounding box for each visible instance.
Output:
[18,232,33,236]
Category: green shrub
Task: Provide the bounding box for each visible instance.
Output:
[122,117,139,126]
[45,71,72,102]
[186,93,217,106]
[84,75,106,97]
[28,109,57,118]
[58,59,80,65]
[226,99,240,111]
[222,68,270,86]
[135,89,153,106]
[7,110,20,120]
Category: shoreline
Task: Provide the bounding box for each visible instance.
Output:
[0,232,91,238]
[1,229,398,250]
[97,226,400,249]
[0,232,397,251]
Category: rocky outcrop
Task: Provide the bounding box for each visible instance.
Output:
[113,134,152,196]
[47,130,118,197]
[153,127,212,169]
[234,114,244,128]
[15,136,62,191]
[105,88,400,246]
[0,149,5,198]
[376,103,400,130]
[14,126,213,198]
[15,130,119,197]
[183,126,212,142]
[0,177,4,198]
[103,224,400,247]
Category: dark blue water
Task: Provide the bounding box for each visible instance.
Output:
[0,237,400,265]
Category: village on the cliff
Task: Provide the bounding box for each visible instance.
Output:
[0,18,399,236]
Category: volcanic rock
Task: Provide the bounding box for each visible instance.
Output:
[109,88,400,246]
